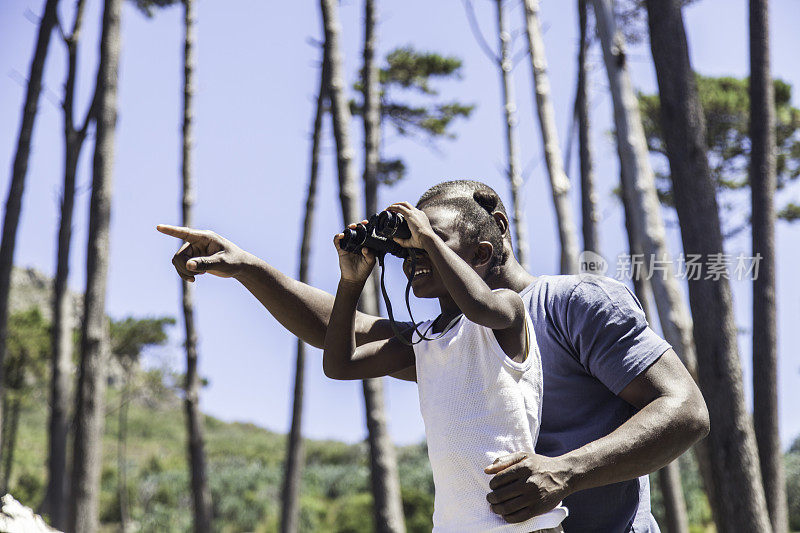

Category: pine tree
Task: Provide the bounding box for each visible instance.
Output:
[319,1,405,531]
[40,0,96,525]
[68,0,123,530]
[643,1,772,530]
[749,1,787,531]
[522,0,580,273]
[0,0,60,449]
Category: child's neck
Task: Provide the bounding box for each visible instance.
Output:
[433,296,463,334]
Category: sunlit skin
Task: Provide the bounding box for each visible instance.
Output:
[328,200,529,377]
[157,190,709,525]
[337,204,494,333]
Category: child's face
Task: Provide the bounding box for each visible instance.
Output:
[402,204,481,299]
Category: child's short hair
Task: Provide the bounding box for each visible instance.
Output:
[417,180,509,221]
[417,181,508,274]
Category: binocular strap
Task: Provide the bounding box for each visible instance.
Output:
[377,250,463,347]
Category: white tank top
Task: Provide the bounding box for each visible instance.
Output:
[413,309,567,532]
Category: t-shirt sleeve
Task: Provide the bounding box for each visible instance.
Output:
[564,276,672,395]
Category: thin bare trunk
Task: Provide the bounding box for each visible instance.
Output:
[279,49,328,533]
[117,367,130,532]
[0,361,23,493]
[68,0,122,530]
[657,464,690,533]
[621,172,689,533]
[359,5,406,532]
[522,0,580,274]
[595,2,711,528]
[1,399,21,493]
[576,0,599,254]
[0,0,60,441]
[320,1,406,531]
[180,1,213,530]
[495,0,529,270]
[749,1,786,532]
[590,0,697,376]
[42,1,92,525]
[642,1,772,531]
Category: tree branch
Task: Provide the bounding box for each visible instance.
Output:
[462,0,500,64]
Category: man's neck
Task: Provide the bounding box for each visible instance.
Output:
[488,257,537,293]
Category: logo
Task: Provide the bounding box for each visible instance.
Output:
[579,250,608,276]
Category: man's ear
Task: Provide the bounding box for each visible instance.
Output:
[492,211,509,237]
[473,242,494,269]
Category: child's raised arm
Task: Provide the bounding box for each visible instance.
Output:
[323,230,416,380]
[386,202,528,360]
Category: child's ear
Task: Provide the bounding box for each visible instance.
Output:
[492,212,509,236]
[473,242,494,268]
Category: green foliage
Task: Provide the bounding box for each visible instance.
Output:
[401,486,434,533]
[638,75,800,231]
[129,0,180,18]
[649,452,714,532]
[788,436,800,531]
[778,202,800,222]
[110,315,175,361]
[4,309,49,398]
[322,492,374,533]
[352,46,475,186]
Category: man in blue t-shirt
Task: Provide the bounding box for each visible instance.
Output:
[158,180,709,532]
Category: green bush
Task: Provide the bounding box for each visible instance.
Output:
[323,492,374,533]
[787,448,800,531]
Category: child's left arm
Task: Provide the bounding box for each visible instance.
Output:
[387,202,527,358]
[323,231,417,380]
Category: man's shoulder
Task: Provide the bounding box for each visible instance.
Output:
[523,274,629,304]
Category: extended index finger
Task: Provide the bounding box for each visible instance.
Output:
[156,224,204,242]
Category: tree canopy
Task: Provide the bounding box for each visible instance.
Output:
[352,46,474,186]
[638,74,800,232]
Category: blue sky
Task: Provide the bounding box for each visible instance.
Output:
[1,0,798,448]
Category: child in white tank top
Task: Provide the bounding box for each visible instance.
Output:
[323,198,567,532]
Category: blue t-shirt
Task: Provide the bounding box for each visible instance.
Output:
[519,275,670,533]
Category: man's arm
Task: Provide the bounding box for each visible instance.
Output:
[485,348,709,523]
[157,225,401,350]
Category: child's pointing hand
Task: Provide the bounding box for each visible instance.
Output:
[385,202,436,250]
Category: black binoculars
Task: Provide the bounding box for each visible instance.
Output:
[338,210,413,258]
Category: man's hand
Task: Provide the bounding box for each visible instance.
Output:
[484,451,572,524]
[157,224,250,282]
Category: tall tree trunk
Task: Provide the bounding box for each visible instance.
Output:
[1,399,21,493]
[319,1,406,531]
[359,3,407,533]
[590,0,697,380]
[0,362,23,493]
[279,48,328,533]
[117,365,130,532]
[0,0,60,442]
[495,0,529,270]
[749,1,786,532]
[42,1,91,525]
[522,0,580,274]
[576,0,599,254]
[642,1,772,531]
[68,0,122,530]
[621,173,689,533]
[594,2,716,529]
[180,1,214,530]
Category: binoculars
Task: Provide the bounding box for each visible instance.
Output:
[338,210,413,258]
